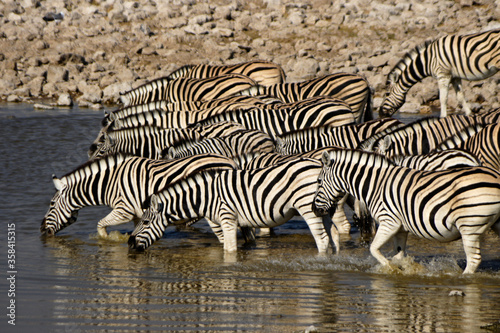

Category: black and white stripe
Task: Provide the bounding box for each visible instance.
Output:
[88,126,202,159]
[359,115,484,157]
[239,73,373,122]
[167,129,274,160]
[103,95,282,126]
[380,29,500,118]
[40,154,237,237]
[276,118,402,155]
[193,98,355,140]
[128,158,340,253]
[120,74,257,106]
[436,122,500,171]
[313,148,500,274]
[166,60,286,86]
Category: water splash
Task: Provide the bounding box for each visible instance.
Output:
[88,230,130,243]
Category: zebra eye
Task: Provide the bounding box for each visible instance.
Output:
[143,219,150,226]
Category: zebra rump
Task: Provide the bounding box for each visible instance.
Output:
[166,60,286,86]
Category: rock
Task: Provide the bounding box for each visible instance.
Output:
[57,93,73,106]
[449,290,465,297]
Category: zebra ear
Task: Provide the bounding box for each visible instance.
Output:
[52,175,64,191]
[104,132,115,146]
[321,151,331,166]
[167,147,176,159]
[382,136,393,153]
[150,194,163,213]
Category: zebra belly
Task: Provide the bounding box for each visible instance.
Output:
[234,208,297,228]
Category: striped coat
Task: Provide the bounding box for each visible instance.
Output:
[313,148,500,274]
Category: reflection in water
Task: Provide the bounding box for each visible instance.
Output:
[40,229,500,332]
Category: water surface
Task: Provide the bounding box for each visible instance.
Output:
[1,103,499,332]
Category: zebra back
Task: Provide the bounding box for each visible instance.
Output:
[168,129,274,160]
[167,60,286,86]
[390,149,482,170]
[360,115,482,157]
[120,74,257,106]
[254,73,372,122]
[437,122,500,171]
[276,118,402,155]
[195,99,354,139]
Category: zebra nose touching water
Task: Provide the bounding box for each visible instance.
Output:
[312,148,500,274]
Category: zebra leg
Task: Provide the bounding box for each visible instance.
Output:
[492,220,500,237]
[302,211,338,254]
[369,220,402,267]
[391,230,408,260]
[451,78,471,115]
[437,75,452,118]
[97,208,135,238]
[461,233,482,274]
[332,195,351,234]
[206,219,224,243]
[219,203,239,252]
[321,214,340,254]
[240,227,256,244]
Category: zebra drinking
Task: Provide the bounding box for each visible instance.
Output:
[312,148,500,274]
[380,29,500,118]
[41,154,237,237]
[128,158,340,253]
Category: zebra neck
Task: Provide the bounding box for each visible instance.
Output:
[331,151,394,205]
[390,43,430,92]
[164,172,219,222]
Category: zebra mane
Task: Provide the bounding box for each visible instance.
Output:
[387,39,433,85]
[61,153,132,179]
[166,64,195,80]
[327,148,395,168]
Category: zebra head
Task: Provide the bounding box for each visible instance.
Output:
[128,194,166,251]
[312,152,345,217]
[88,132,116,159]
[40,175,79,235]
[379,69,405,117]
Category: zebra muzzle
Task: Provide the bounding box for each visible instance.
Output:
[127,235,145,252]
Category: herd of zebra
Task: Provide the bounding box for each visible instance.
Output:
[41,28,500,274]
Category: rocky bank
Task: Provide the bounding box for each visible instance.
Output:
[1,0,499,113]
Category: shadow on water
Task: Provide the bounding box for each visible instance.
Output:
[1,104,500,332]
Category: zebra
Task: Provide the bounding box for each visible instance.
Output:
[40,154,238,237]
[380,29,500,118]
[356,148,484,238]
[238,73,373,123]
[120,74,257,106]
[276,118,403,155]
[358,115,484,158]
[312,148,500,274]
[102,95,282,127]
[167,129,275,160]
[87,126,202,159]
[166,60,286,86]
[436,122,500,171]
[192,98,356,140]
[128,158,340,253]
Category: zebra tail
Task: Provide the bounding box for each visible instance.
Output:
[363,86,374,122]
